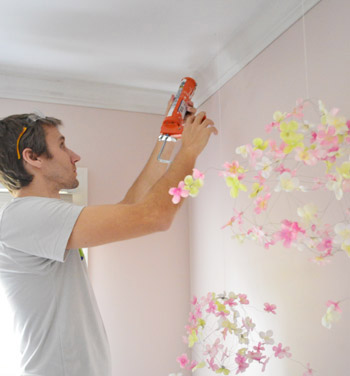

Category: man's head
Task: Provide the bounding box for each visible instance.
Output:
[0,113,78,193]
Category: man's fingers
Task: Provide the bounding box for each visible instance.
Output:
[186,106,196,114]
[207,125,218,135]
[201,117,214,127]
[194,111,207,124]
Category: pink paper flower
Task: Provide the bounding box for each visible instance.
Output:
[254,193,271,214]
[303,363,314,376]
[169,181,189,204]
[235,354,249,374]
[246,144,263,168]
[274,220,305,247]
[253,342,265,352]
[264,303,277,314]
[207,357,219,371]
[221,160,245,178]
[326,300,342,313]
[192,168,205,180]
[261,357,270,372]
[176,353,190,368]
[238,294,249,305]
[316,125,339,147]
[272,343,292,359]
[203,338,223,358]
[206,300,217,313]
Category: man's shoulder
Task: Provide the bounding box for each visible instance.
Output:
[1,197,76,220]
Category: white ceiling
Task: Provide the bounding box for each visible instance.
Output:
[0,0,321,114]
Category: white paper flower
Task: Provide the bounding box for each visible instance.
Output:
[235,145,249,158]
[255,156,273,178]
[259,330,274,345]
[321,306,342,329]
[326,173,343,200]
[274,172,300,192]
[334,222,350,256]
[297,203,318,226]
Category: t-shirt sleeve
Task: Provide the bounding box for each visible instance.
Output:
[0,197,84,262]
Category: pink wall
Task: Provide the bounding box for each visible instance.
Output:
[1,0,350,375]
[0,99,190,375]
[192,0,350,375]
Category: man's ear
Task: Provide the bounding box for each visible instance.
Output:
[22,148,42,169]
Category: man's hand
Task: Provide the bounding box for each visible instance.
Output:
[164,95,197,120]
[181,111,218,159]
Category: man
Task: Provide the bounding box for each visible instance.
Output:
[0,100,217,375]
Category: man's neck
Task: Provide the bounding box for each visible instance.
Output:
[15,180,60,199]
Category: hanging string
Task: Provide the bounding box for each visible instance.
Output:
[301,0,310,100]
[214,29,228,293]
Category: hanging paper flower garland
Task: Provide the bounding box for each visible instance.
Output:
[218,100,350,264]
[171,291,312,375]
[169,100,350,264]
[167,100,349,376]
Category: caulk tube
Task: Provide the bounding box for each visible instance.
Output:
[158,77,197,163]
[160,77,197,139]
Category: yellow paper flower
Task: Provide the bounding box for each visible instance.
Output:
[253,138,269,151]
[336,162,350,180]
[192,361,206,371]
[334,222,350,256]
[216,366,230,375]
[225,177,247,198]
[184,175,203,197]
[198,318,206,328]
[273,111,286,122]
[249,183,263,198]
[279,120,304,153]
[188,329,198,348]
[216,301,230,315]
[237,348,247,356]
[221,319,242,336]
[319,100,348,134]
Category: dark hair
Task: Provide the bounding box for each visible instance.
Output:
[0,113,62,192]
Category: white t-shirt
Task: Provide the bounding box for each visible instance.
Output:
[0,197,111,376]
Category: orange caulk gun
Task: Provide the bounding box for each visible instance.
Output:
[157,77,197,163]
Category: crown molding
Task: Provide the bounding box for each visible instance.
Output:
[0,71,171,115]
[0,0,321,114]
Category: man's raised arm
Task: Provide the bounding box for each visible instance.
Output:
[66,111,217,250]
[120,96,197,204]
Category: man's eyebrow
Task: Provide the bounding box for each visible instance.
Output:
[59,136,65,142]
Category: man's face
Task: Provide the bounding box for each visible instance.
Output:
[41,126,81,191]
